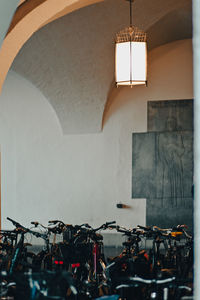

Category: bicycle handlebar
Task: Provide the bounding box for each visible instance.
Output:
[137,225,152,231]
[48,220,66,226]
[116,226,136,236]
[115,276,176,290]
[106,221,116,226]
[7,217,48,240]
[93,221,116,232]
[128,276,176,284]
[31,221,39,226]
[7,217,23,229]
[116,276,192,292]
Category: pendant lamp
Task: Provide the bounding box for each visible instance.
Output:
[115,0,147,87]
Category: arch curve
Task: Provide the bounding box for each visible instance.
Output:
[0,0,104,93]
[1,0,192,134]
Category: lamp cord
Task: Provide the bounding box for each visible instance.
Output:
[130,0,133,27]
[129,0,134,84]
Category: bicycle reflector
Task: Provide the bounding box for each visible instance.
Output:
[54,260,64,265]
[71,263,80,268]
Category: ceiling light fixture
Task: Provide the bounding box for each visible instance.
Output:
[115,0,147,87]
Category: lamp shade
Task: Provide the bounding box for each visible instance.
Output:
[115,26,147,86]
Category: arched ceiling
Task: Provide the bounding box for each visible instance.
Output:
[1,0,192,133]
[0,0,104,93]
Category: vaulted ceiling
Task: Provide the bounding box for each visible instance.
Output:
[0,0,192,133]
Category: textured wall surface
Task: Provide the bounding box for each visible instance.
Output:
[148,100,193,132]
[0,40,193,233]
[132,100,193,229]
[11,0,192,134]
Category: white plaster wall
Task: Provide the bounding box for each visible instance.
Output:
[0,70,146,231]
[0,39,193,237]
